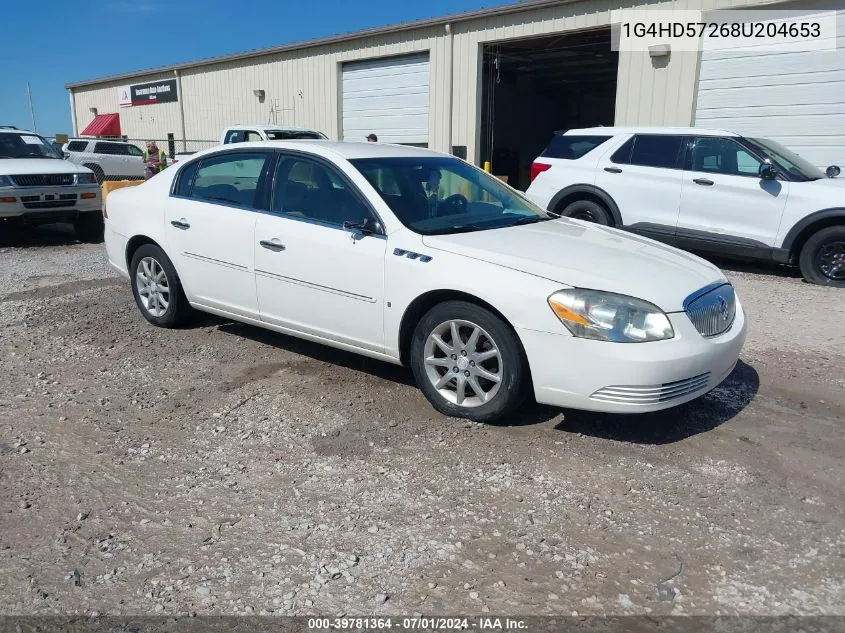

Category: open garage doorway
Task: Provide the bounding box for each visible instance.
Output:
[480,28,618,191]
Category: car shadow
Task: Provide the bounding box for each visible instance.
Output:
[192,315,564,425]
[697,252,802,280]
[190,315,758,437]
[551,360,760,444]
[0,222,80,248]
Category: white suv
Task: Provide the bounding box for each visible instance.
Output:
[0,128,103,241]
[63,138,146,182]
[525,127,845,287]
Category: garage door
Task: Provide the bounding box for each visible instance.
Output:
[694,9,845,169]
[341,54,430,145]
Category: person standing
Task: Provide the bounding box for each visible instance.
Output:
[143,141,167,180]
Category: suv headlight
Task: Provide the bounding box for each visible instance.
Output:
[76,173,98,185]
[0,176,13,187]
[548,289,674,343]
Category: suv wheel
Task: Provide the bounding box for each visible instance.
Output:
[799,226,845,287]
[130,244,192,327]
[410,301,529,422]
[73,212,104,243]
[556,199,611,225]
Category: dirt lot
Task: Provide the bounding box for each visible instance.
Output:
[1,225,844,618]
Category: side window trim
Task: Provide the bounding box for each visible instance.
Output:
[269,150,387,235]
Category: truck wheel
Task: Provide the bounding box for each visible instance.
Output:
[556,199,612,226]
[799,226,845,287]
[74,212,104,243]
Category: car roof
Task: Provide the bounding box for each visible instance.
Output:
[227,124,319,133]
[0,128,38,135]
[187,140,447,162]
[562,126,740,137]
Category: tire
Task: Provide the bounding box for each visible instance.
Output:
[410,300,529,422]
[129,244,192,327]
[798,225,845,287]
[556,199,611,225]
[73,211,104,243]
[82,163,105,183]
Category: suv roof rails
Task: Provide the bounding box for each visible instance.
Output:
[0,125,19,129]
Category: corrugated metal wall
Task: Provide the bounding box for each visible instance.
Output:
[70,0,786,163]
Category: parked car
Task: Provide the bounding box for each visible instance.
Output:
[104,141,745,422]
[0,128,103,241]
[63,138,146,182]
[221,124,328,144]
[525,127,845,287]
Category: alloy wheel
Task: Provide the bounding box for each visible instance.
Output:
[816,240,845,281]
[423,319,503,408]
[136,256,170,317]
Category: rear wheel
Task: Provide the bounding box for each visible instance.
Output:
[410,301,529,422]
[129,244,192,327]
[799,226,845,287]
[556,199,611,225]
[73,211,104,243]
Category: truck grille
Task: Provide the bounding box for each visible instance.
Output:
[10,174,76,187]
[684,283,736,338]
[590,372,712,405]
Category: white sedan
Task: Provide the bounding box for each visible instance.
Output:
[104,141,747,422]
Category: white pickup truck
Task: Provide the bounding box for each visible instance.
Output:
[172,124,328,164]
[220,124,327,144]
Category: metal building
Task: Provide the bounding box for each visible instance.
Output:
[66,0,844,189]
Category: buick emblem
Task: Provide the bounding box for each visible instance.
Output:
[718,297,729,321]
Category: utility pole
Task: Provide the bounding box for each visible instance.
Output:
[27,83,37,132]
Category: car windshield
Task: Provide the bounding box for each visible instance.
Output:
[350,156,551,235]
[266,130,326,140]
[0,132,63,159]
[747,137,825,181]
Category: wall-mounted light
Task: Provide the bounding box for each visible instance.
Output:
[89,107,98,115]
[253,89,266,103]
[648,44,671,58]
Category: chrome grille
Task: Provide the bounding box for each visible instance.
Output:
[10,174,76,187]
[590,372,712,405]
[684,283,736,338]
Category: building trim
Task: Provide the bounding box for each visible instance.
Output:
[65,0,583,89]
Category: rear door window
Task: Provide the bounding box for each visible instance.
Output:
[190,152,270,208]
[613,135,685,169]
[541,135,611,160]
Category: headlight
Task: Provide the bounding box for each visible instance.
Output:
[0,176,12,187]
[76,173,98,185]
[548,289,674,343]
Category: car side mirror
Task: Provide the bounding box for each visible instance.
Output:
[758,163,778,180]
[826,165,841,178]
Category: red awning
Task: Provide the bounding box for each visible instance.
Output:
[80,113,121,137]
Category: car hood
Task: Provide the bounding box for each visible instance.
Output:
[421,219,726,312]
[2,158,90,175]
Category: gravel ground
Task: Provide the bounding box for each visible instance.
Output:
[1,225,843,618]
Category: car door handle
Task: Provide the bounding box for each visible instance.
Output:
[259,238,285,252]
[604,167,623,174]
[170,219,190,230]
[693,178,714,186]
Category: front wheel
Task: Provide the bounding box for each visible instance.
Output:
[129,244,192,327]
[410,301,529,422]
[798,226,845,287]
